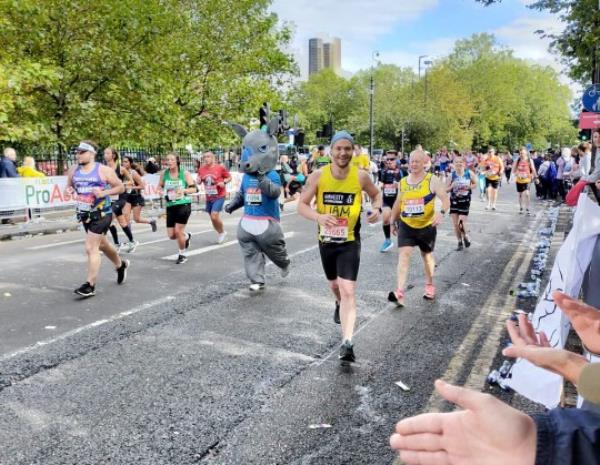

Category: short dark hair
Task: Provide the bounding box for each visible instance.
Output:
[317,145,324,151]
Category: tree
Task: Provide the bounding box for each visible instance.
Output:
[475,0,600,83]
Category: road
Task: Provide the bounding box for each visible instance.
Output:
[0,186,545,465]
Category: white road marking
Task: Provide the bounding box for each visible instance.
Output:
[29,238,84,250]
[161,231,296,260]
[0,295,176,362]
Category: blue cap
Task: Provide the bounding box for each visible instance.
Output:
[330,130,354,146]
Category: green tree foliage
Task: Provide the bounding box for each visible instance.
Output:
[475,0,600,83]
[292,33,577,152]
[0,0,294,150]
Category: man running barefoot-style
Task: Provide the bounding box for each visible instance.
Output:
[388,149,450,307]
[299,131,382,364]
[66,141,130,297]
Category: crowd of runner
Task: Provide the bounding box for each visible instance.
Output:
[6,126,599,465]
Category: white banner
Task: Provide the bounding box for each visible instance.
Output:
[507,195,600,408]
[0,171,244,211]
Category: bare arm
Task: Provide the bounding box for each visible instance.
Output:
[298,170,338,228]
[184,171,198,195]
[130,169,145,191]
[97,165,125,197]
[359,170,382,211]
[431,175,450,211]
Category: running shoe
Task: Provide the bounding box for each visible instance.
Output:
[423,283,435,300]
[492,205,497,211]
[116,242,125,253]
[249,283,265,292]
[339,340,355,363]
[116,259,129,284]
[334,301,340,324]
[485,205,491,210]
[380,239,393,253]
[463,236,471,248]
[457,240,464,251]
[387,289,405,307]
[185,233,191,250]
[281,266,290,278]
[126,240,139,253]
[150,219,157,232]
[176,254,187,265]
[74,282,95,297]
[519,208,523,215]
[217,232,227,244]
[526,209,531,216]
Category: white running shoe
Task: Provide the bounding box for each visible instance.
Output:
[126,240,139,253]
[217,232,227,244]
[249,283,265,292]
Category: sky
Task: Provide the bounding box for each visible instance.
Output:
[269,0,577,94]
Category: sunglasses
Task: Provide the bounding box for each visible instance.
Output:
[386,158,396,161]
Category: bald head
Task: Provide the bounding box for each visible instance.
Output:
[409,149,428,175]
[3,147,16,161]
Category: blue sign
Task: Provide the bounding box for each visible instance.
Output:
[582,85,600,113]
[526,143,532,151]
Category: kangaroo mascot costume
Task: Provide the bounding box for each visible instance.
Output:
[224,116,291,291]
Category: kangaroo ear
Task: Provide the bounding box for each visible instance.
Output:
[227,123,247,139]
[266,117,280,137]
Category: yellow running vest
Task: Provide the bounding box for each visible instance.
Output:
[316,164,362,243]
[399,173,436,229]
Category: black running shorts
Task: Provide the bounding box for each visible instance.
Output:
[127,193,146,207]
[166,203,192,228]
[485,178,500,189]
[112,198,127,217]
[319,240,361,281]
[516,182,530,193]
[82,213,112,235]
[450,197,471,216]
[382,196,397,209]
[397,221,436,253]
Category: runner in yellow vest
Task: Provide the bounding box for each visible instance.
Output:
[388,149,450,306]
[299,131,382,364]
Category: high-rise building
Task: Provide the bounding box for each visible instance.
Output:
[309,37,341,76]
[323,38,341,75]
[309,38,323,76]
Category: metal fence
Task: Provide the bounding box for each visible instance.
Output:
[13,146,241,176]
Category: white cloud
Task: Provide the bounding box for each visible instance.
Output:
[270,0,439,78]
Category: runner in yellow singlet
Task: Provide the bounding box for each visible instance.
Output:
[299,131,382,364]
[388,149,450,306]
[512,147,537,215]
[484,147,504,211]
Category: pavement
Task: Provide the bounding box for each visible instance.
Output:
[0,186,560,465]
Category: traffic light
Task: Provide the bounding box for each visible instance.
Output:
[579,129,591,141]
[259,102,269,128]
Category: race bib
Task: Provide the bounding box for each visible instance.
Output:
[205,185,218,196]
[383,184,397,196]
[167,189,178,201]
[403,198,425,216]
[245,187,262,205]
[321,217,349,241]
[517,171,529,179]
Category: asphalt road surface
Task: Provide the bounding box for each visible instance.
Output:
[0,185,546,465]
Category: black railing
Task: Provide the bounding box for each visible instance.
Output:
[12,146,241,176]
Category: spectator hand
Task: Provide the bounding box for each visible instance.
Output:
[503,313,587,384]
[553,291,600,354]
[390,380,537,465]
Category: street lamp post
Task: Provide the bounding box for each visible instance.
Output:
[369,51,380,158]
[423,59,432,103]
[418,55,428,79]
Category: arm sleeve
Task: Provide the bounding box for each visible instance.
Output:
[532,408,600,465]
[257,172,282,199]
